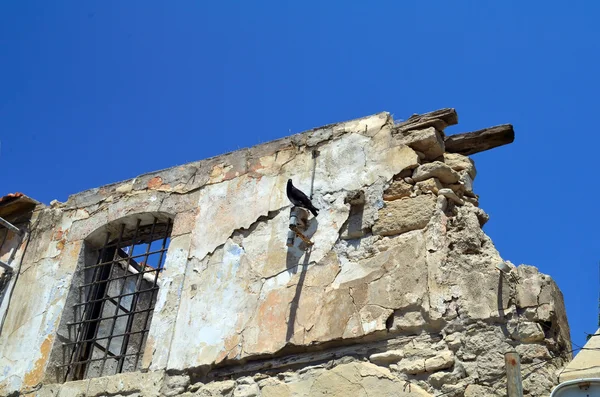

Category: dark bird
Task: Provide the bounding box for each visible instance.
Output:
[287,179,319,217]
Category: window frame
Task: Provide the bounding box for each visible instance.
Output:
[59,216,172,381]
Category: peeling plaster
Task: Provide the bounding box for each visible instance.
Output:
[0,111,570,397]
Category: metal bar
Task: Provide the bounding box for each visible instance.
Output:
[79,224,171,251]
[78,259,163,289]
[67,306,154,326]
[0,260,12,272]
[72,287,159,308]
[0,216,21,235]
[505,351,523,397]
[92,341,118,357]
[64,218,171,378]
[133,218,170,369]
[107,296,131,314]
[99,219,142,376]
[286,229,295,247]
[0,226,9,252]
[66,231,111,382]
[80,224,126,380]
[81,248,168,272]
[62,328,150,346]
[117,217,158,373]
[58,351,142,368]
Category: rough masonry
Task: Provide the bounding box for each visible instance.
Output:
[0,108,571,396]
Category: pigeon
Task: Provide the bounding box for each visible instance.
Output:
[286,179,319,217]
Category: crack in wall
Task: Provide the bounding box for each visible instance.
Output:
[189,207,286,264]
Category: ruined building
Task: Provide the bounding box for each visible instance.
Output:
[0,109,571,396]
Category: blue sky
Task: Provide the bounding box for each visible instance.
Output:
[1,2,598,353]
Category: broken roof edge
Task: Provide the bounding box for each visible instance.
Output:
[0,193,42,208]
[0,193,43,220]
[62,110,396,208]
[61,107,511,210]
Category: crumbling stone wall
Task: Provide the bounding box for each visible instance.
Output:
[0,109,571,396]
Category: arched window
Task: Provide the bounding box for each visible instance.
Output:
[60,215,172,381]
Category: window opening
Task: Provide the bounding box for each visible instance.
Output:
[60,217,172,380]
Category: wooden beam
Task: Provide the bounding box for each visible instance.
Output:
[394,108,458,134]
[444,124,514,155]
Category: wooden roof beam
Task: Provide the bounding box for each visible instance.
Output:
[445,124,515,156]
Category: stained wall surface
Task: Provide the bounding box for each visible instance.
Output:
[0,110,571,397]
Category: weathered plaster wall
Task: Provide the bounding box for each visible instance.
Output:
[0,110,571,397]
[0,225,29,324]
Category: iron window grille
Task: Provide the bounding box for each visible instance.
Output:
[61,217,172,381]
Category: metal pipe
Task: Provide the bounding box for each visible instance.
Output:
[0,260,12,272]
[286,230,295,247]
[0,216,21,235]
[505,351,523,397]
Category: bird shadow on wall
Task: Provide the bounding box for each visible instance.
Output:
[285,214,319,343]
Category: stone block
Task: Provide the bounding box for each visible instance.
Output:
[87,371,165,397]
[233,377,260,397]
[397,127,445,160]
[447,183,465,197]
[513,322,545,342]
[134,161,205,192]
[359,305,393,333]
[260,381,291,397]
[438,188,464,206]
[388,311,426,334]
[425,351,455,371]
[443,153,476,178]
[34,384,60,397]
[459,171,474,196]
[196,380,236,396]
[464,384,493,397]
[161,374,190,396]
[428,371,458,388]
[516,343,551,363]
[340,111,391,138]
[383,179,413,201]
[65,187,110,209]
[464,195,479,206]
[412,162,460,184]
[444,333,463,351]
[56,379,89,397]
[172,209,198,237]
[415,178,442,195]
[396,357,426,374]
[115,182,133,194]
[515,265,546,308]
[86,377,109,397]
[373,195,437,236]
[369,350,405,365]
[309,362,434,396]
[307,127,333,147]
[68,210,108,242]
